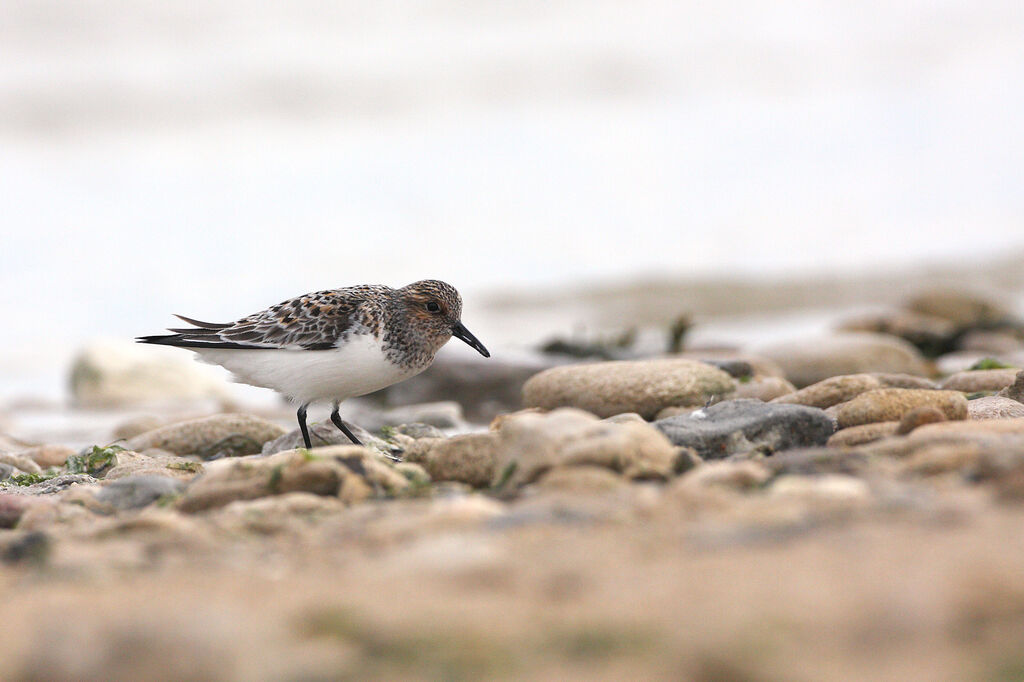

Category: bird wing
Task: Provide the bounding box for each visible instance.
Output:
[137,286,388,350]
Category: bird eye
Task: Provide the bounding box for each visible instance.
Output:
[426,301,441,313]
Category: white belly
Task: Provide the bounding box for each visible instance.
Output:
[193,334,423,404]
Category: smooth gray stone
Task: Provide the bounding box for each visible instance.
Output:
[654,399,836,460]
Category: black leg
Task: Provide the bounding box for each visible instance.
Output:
[330,404,363,445]
[297,403,312,449]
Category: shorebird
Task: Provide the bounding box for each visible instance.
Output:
[138,280,490,449]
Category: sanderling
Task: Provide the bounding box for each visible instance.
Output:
[138,280,490,449]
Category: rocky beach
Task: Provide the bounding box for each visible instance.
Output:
[1,284,1023,680]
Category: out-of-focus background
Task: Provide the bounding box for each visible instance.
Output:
[2,0,1023,406]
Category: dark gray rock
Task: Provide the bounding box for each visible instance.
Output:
[654,399,836,460]
[0,463,14,482]
[96,475,186,510]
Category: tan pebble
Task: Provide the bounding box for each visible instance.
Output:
[897,406,947,434]
[732,376,797,402]
[772,374,882,409]
[522,358,735,419]
[655,406,698,420]
[834,389,967,429]
[827,422,900,447]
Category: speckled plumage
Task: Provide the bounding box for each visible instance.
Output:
[137,280,489,448]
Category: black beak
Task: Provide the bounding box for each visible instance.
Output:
[451,321,490,358]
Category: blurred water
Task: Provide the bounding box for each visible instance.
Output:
[2,0,1023,401]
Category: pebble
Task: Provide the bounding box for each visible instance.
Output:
[654,399,835,460]
[772,374,886,409]
[832,389,967,429]
[522,358,735,419]
[896,406,947,434]
[967,396,1024,420]
[493,408,677,487]
[826,422,899,447]
[731,376,797,402]
[103,451,204,482]
[404,433,499,488]
[128,414,286,458]
[938,369,1020,393]
[175,449,343,513]
[909,418,1024,438]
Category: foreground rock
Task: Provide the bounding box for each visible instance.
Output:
[750,333,930,388]
[831,389,967,429]
[128,414,287,458]
[654,399,835,459]
[177,446,408,513]
[522,359,735,419]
